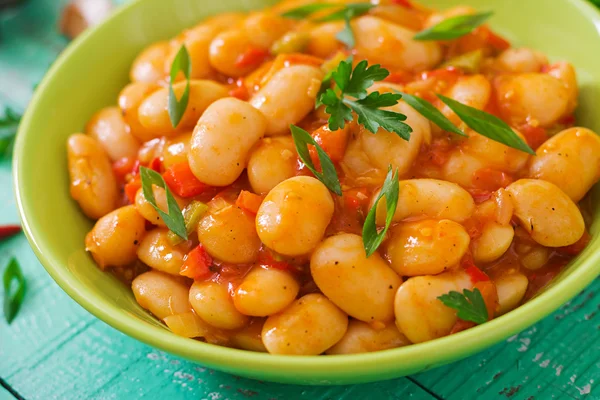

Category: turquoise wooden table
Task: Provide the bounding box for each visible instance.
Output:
[0,1,599,399]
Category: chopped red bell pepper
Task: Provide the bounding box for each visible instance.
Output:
[480,26,511,51]
[235,191,264,215]
[180,245,213,280]
[343,187,369,213]
[124,178,142,204]
[384,71,413,84]
[235,46,270,69]
[0,225,21,240]
[149,157,162,173]
[162,162,210,198]
[131,160,141,177]
[311,125,349,163]
[466,265,491,284]
[229,83,250,101]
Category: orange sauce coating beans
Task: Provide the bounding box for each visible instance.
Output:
[68,0,597,354]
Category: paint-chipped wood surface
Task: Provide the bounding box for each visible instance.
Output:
[0,1,598,399]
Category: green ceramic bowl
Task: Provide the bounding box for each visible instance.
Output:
[13,0,600,385]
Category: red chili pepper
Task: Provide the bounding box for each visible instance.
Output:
[235,46,270,69]
[0,225,21,240]
[180,245,213,280]
[162,162,210,198]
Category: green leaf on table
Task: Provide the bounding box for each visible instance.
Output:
[414,11,493,41]
[290,124,342,196]
[438,288,488,324]
[3,258,26,324]
[0,107,22,158]
[139,166,188,239]
[398,92,467,137]
[437,94,535,154]
[168,45,191,128]
[362,166,399,257]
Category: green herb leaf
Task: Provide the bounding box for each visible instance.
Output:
[345,92,412,140]
[0,107,22,158]
[336,13,356,49]
[414,11,493,41]
[319,59,411,138]
[281,3,337,19]
[168,45,191,128]
[167,200,208,245]
[398,92,467,137]
[362,166,399,257]
[290,124,342,196]
[139,166,188,239]
[438,288,489,324]
[315,3,374,22]
[437,94,535,154]
[3,258,26,324]
[321,89,354,130]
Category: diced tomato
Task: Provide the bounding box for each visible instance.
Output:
[424,138,453,167]
[384,71,413,85]
[124,178,142,204]
[180,245,213,280]
[472,168,514,192]
[0,225,21,240]
[235,190,264,215]
[559,230,591,256]
[281,53,324,67]
[465,264,491,284]
[558,114,576,126]
[392,0,413,8]
[343,187,370,213]
[474,280,499,319]
[311,125,349,163]
[519,123,548,150]
[162,162,210,198]
[480,26,511,51]
[258,250,291,271]
[235,46,270,69]
[450,319,476,334]
[229,80,250,101]
[112,157,136,183]
[421,66,462,83]
[149,157,162,173]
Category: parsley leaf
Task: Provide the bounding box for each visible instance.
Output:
[318,59,412,139]
[139,167,188,239]
[438,288,489,325]
[168,45,191,128]
[315,3,374,22]
[345,93,412,140]
[336,10,356,48]
[3,258,26,324]
[362,166,399,256]
[414,11,494,41]
[290,124,342,196]
[437,94,535,154]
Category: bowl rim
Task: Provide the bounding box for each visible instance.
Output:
[13,0,600,383]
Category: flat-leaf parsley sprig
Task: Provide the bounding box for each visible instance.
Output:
[319,59,413,140]
[438,288,489,324]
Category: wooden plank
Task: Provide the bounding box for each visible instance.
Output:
[414,279,600,399]
[5,319,435,400]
